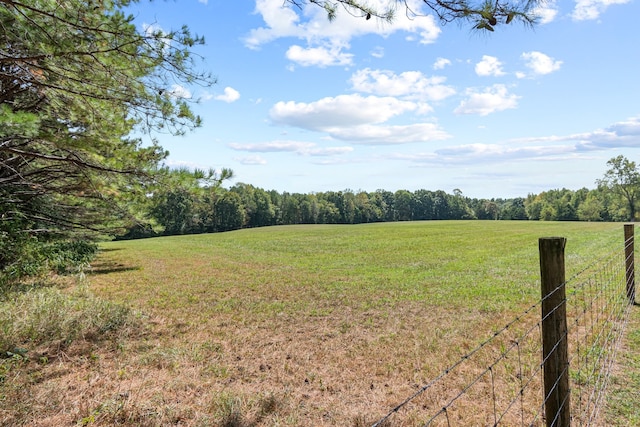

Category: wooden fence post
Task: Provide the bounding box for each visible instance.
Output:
[624,224,635,304]
[539,237,571,427]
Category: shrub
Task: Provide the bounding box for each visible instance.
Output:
[0,237,98,287]
[43,240,99,275]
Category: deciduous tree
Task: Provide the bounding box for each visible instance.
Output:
[598,155,640,222]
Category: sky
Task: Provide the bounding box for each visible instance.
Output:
[127,0,640,199]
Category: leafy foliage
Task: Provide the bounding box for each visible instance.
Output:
[0,236,97,287]
[1,0,211,281]
[146,167,235,236]
[133,155,640,239]
[597,155,640,221]
[131,184,612,240]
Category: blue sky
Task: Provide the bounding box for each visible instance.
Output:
[129,0,639,198]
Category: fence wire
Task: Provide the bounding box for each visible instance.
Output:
[371,232,634,427]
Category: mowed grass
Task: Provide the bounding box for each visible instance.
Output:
[5,220,633,426]
[93,221,622,313]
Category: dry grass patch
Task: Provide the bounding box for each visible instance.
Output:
[605,304,640,426]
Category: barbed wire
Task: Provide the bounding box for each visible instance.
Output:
[371,230,634,427]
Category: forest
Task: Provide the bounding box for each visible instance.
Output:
[120,154,640,239]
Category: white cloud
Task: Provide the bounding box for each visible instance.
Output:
[370,47,385,58]
[198,0,208,4]
[521,51,562,76]
[606,116,640,136]
[269,94,418,130]
[286,43,353,67]
[229,140,354,156]
[142,23,164,37]
[326,123,450,144]
[236,155,268,165]
[307,146,354,156]
[396,116,640,166]
[513,116,640,151]
[533,1,559,24]
[349,68,455,101]
[434,143,574,161]
[433,57,451,70]
[244,0,441,62]
[393,116,639,166]
[475,55,506,77]
[215,87,241,103]
[229,141,315,152]
[454,84,520,116]
[389,141,580,166]
[198,91,215,101]
[572,0,630,20]
[266,64,464,145]
[168,84,192,99]
[244,0,303,48]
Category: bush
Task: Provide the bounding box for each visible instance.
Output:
[43,240,99,275]
[0,236,98,287]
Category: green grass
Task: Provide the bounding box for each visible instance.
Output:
[93,221,622,314]
[3,220,635,426]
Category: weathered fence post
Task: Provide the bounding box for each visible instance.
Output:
[624,224,635,304]
[539,237,571,427]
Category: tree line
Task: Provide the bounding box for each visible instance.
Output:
[118,155,640,239]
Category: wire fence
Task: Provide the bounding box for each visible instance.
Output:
[371,226,635,427]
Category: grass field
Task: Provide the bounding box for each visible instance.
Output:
[2,220,637,426]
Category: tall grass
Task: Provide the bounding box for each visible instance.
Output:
[0,283,133,356]
[0,277,138,427]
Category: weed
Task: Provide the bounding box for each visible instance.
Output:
[212,392,245,427]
